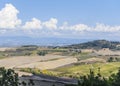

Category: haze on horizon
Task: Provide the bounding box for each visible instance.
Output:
[0,0,120,41]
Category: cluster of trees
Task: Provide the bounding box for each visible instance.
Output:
[0,67,35,86]
[2,67,120,86]
[66,40,120,50]
[66,68,120,86]
[1,45,38,57]
[107,57,120,62]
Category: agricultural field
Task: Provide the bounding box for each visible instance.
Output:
[51,62,120,78]
[18,62,120,78]
[0,40,120,78]
[0,55,76,69]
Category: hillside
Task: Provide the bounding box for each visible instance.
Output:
[52,62,120,77]
[65,40,120,50]
[20,62,120,78]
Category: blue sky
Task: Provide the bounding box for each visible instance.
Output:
[0,0,120,40]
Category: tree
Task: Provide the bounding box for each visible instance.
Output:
[0,67,19,86]
[109,68,120,86]
[37,51,47,56]
[66,68,120,86]
[77,68,109,86]
[108,57,114,62]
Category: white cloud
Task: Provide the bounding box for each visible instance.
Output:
[0,3,21,29]
[23,18,42,29]
[23,18,58,30]
[70,24,89,31]
[59,23,89,32]
[43,18,58,29]
[93,23,120,32]
[59,23,120,32]
[1,3,120,38]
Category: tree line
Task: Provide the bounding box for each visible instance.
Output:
[1,67,120,86]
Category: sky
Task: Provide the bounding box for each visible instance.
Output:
[0,0,120,40]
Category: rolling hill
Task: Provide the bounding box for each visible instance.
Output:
[65,40,120,50]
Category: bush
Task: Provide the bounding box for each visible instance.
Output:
[108,57,114,62]
[37,51,48,56]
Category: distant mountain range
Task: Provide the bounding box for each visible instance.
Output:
[0,36,91,47]
[0,36,120,48]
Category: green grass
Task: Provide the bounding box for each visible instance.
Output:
[17,68,58,76]
[0,56,6,59]
[18,62,120,78]
[0,52,7,59]
[73,52,93,61]
[52,62,120,77]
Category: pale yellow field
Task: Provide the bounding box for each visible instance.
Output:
[17,57,77,70]
[0,55,77,70]
[0,47,16,51]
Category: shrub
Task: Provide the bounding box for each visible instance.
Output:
[37,51,48,56]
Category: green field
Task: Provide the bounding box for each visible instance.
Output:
[51,62,120,78]
[19,62,120,78]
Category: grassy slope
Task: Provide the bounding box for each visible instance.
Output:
[52,62,120,77]
[19,62,120,78]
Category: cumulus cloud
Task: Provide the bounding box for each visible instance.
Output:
[0,3,21,29]
[59,23,120,32]
[70,24,89,31]
[1,3,120,38]
[43,18,58,29]
[92,23,120,32]
[59,23,89,32]
[23,18,58,30]
[23,18,42,29]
